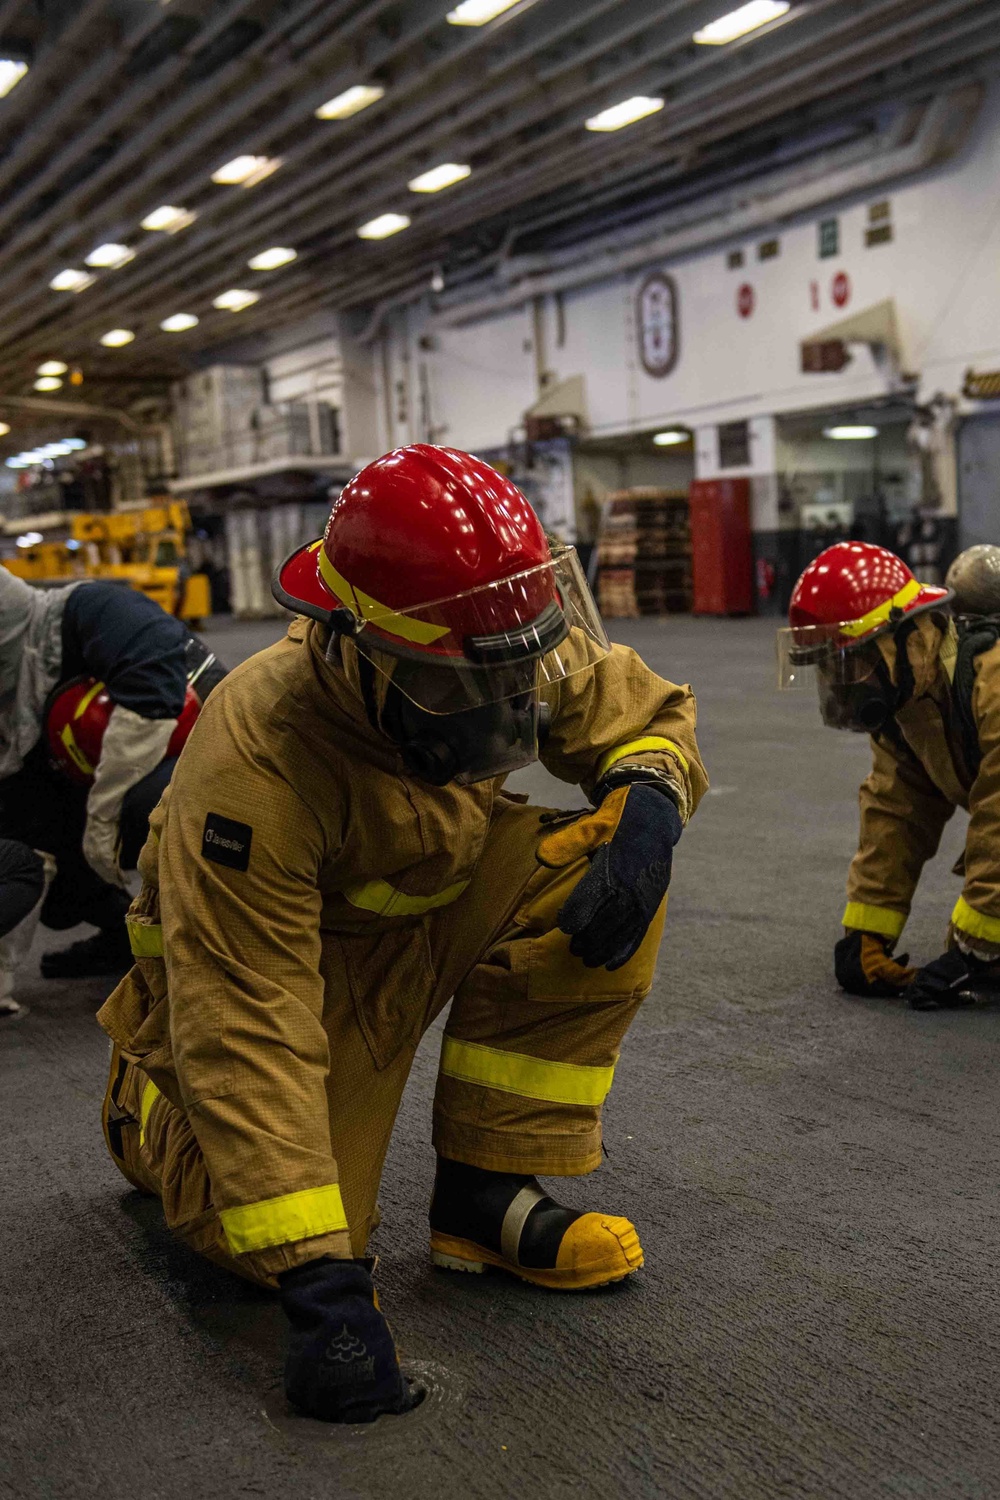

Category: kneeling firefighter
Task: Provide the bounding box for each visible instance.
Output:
[98,444,708,1424]
[0,569,224,1003]
[778,539,1000,1010]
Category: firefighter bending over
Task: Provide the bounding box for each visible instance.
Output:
[98,445,707,1424]
[779,540,1000,1011]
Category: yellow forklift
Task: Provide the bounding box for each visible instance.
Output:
[5,500,212,624]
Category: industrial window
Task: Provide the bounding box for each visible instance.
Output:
[718,420,751,468]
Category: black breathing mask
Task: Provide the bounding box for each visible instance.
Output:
[381,685,550,786]
[817,622,916,734]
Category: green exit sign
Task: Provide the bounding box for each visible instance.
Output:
[819,217,839,258]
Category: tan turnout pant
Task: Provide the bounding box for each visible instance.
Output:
[102,801,665,1285]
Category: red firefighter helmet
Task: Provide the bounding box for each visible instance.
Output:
[273,444,608,713]
[778,542,951,689]
[45,677,201,786]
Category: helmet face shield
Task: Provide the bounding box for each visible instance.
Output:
[348,545,610,714]
[776,624,882,692]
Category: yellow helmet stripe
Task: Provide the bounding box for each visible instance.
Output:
[316,545,450,646]
[838,578,923,639]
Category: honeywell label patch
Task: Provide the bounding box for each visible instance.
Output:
[202,813,252,871]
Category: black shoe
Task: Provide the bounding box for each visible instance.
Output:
[41,925,133,979]
[429,1156,643,1290]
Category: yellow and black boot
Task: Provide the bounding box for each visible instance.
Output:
[429,1157,643,1291]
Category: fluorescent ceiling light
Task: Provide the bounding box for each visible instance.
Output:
[585,96,664,133]
[653,430,689,446]
[64,438,87,450]
[160,313,199,332]
[36,361,67,377]
[0,60,28,98]
[0,422,9,437]
[247,246,297,271]
[49,268,94,293]
[16,532,44,546]
[6,458,26,468]
[33,376,62,391]
[85,243,135,269]
[211,154,281,187]
[212,288,259,312]
[357,212,410,240]
[408,162,471,194]
[44,443,72,456]
[694,1,790,45]
[99,328,135,347]
[141,205,195,233]
[316,84,384,120]
[823,425,879,440]
[446,0,521,24]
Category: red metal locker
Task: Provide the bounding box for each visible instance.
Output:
[688,478,753,615]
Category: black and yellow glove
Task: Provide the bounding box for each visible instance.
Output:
[834,930,917,998]
[907,947,1000,1010]
[538,780,682,971]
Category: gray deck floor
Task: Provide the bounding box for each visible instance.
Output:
[2,613,997,1500]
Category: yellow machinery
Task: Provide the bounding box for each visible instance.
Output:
[4,500,212,624]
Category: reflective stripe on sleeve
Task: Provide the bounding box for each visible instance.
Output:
[596,736,689,781]
[842,902,906,940]
[138,1078,160,1147]
[951,896,1000,945]
[126,917,164,958]
[220,1184,349,1255]
[440,1036,615,1106]
[342,876,469,916]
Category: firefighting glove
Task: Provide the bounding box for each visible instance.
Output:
[279,1257,416,1424]
[907,947,997,1011]
[538,782,682,971]
[834,930,917,998]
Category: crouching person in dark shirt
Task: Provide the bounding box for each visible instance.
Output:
[0,569,223,1006]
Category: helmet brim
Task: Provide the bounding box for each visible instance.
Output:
[272,539,339,623]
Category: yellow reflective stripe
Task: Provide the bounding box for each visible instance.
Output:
[74,679,105,719]
[342,876,469,916]
[138,1078,160,1147]
[440,1037,615,1106]
[126,917,163,958]
[596,736,689,782]
[317,546,450,646]
[220,1184,349,1255]
[59,722,94,777]
[842,902,906,939]
[839,579,922,639]
[951,896,1000,945]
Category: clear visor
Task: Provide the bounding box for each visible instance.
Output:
[346,546,610,715]
[776,624,882,691]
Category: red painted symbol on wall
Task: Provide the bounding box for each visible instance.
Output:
[737,283,755,318]
[832,271,851,308]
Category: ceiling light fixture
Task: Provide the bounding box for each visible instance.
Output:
[653,430,689,446]
[247,246,297,271]
[585,96,664,132]
[211,155,281,187]
[65,439,87,451]
[85,243,135,269]
[823,425,879,440]
[160,313,199,332]
[694,1,790,45]
[141,205,196,233]
[0,422,10,437]
[34,376,62,391]
[212,289,259,312]
[408,162,471,194]
[49,268,95,293]
[36,361,68,377]
[315,84,385,119]
[99,328,135,348]
[446,0,521,24]
[16,531,44,546]
[44,443,73,456]
[0,59,28,98]
[357,212,411,240]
